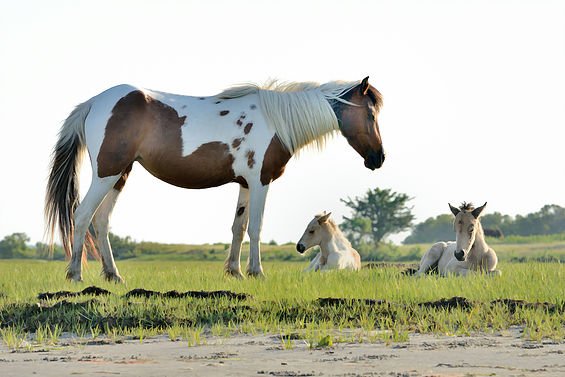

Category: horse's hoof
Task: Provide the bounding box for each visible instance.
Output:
[104,272,125,283]
[66,271,83,282]
[246,270,265,279]
[225,269,245,279]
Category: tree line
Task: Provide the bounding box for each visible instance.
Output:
[1,188,564,260]
[404,204,565,244]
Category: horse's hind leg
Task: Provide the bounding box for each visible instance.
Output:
[92,192,123,282]
[225,185,249,278]
[67,175,121,282]
[92,166,132,283]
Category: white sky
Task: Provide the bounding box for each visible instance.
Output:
[0,0,564,246]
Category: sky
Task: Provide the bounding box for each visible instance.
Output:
[0,0,564,246]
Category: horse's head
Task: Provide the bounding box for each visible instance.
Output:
[449,202,487,261]
[296,212,331,254]
[336,77,385,170]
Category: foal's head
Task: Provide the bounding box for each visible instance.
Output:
[449,202,487,261]
[335,77,385,170]
[296,212,332,253]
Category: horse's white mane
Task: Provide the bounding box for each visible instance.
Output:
[219,80,361,155]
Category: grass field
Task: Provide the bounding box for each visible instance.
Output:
[0,257,563,350]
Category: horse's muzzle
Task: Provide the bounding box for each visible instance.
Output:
[364,150,385,170]
[454,250,466,261]
[296,243,306,254]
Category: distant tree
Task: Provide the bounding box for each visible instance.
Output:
[510,204,565,236]
[341,188,414,248]
[403,214,453,244]
[0,233,34,258]
[108,232,136,259]
[35,242,65,260]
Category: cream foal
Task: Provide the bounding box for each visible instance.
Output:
[296,212,361,271]
[416,202,501,277]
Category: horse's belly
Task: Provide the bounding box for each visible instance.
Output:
[138,141,237,189]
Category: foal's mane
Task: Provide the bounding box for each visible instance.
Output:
[218,80,362,155]
[459,202,475,212]
[315,213,352,245]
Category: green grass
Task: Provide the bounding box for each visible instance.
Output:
[0,259,563,351]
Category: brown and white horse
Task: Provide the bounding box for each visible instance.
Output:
[45,77,384,281]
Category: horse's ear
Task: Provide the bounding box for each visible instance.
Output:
[360,76,370,95]
[449,203,460,217]
[317,212,332,224]
[472,202,487,219]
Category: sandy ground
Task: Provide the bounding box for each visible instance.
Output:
[1,327,564,377]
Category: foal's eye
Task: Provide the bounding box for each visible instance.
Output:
[309,230,315,234]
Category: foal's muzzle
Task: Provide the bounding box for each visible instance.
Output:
[296,243,306,254]
[454,250,466,261]
[364,150,385,170]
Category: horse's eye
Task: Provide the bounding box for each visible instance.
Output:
[309,230,315,234]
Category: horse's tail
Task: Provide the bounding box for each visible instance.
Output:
[45,100,98,261]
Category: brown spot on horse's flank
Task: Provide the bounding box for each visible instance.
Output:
[244,123,253,134]
[232,138,244,149]
[97,90,153,178]
[220,110,230,116]
[246,150,255,168]
[98,90,237,188]
[250,104,257,110]
[260,136,291,185]
[237,206,245,216]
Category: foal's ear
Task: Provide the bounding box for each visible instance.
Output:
[471,202,487,219]
[449,203,460,217]
[360,76,370,95]
[317,212,332,224]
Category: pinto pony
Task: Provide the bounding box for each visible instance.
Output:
[296,212,361,271]
[45,77,384,281]
[416,202,501,277]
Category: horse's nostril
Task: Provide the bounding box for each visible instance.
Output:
[296,244,305,253]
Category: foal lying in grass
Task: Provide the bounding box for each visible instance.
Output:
[416,202,501,277]
[296,212,361,271]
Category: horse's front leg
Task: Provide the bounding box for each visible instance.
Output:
[225,185,249,279]
[246,183,269,277]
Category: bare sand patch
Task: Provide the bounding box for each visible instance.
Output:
[1,327,564,376]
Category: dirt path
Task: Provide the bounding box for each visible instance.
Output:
[1,327,564,376]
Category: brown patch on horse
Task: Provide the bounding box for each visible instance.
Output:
[220,110,229,116]
[98,90,237,189]
[232,138,244,149]
[246,150,256,168]
[244,122,253,134]
[260,136,291,185]
[98,91,155,178]
[234,176,248,188]
[113,163,133,191]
